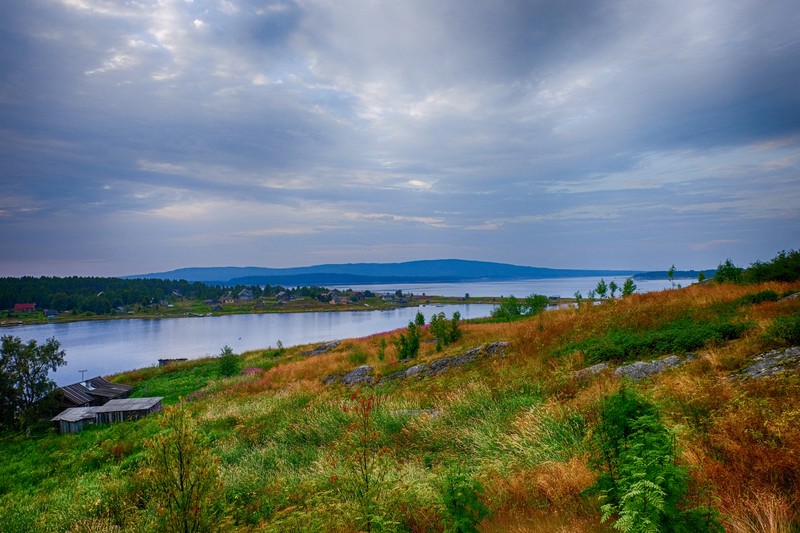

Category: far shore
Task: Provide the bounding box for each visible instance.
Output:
[1,294,512,328]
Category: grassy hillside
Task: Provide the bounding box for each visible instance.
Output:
[2,280,800,532]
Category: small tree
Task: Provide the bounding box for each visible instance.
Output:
[415,311,426,327]
[394,321,420,360]
[667,265,676,288]
[609,280,619,299]
[430,312,462,351]
[144,403,222,533]
[341,393,391,532]
[0,335,66,430]
[217,345,240,377]
[621,278,637,297]
[596,279,609,300]
[714,259,743,283]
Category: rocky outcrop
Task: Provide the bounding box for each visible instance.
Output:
[573,353,694,381]
[739,346,800,379]
[614,354,691,380]
[378,341,510,384]
[323,341,510,387]
[303,341,341,357]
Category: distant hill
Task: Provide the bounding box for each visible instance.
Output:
[126,259,642,285]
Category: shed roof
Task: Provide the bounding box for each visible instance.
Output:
[51,407,97,423]
[93,397,163,412]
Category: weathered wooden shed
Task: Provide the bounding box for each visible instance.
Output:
[93,397,163,424]
[50,407,99,434]
[50,397,163,434]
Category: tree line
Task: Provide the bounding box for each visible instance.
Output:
[0,276,335,314]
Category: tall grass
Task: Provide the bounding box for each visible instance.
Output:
[2,280,800,531]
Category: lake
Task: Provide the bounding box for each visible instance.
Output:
[4,276,693,385]
[331,276,691,298]
[8,303,494,385]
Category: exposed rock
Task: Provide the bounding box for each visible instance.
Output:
[779,292,799,302]
[322,342,510,387]
[614,354,687,381]
[573,353,694,382]
[573,362,609,379]
[379,341,510,384]
[303,340,341,357]
[739,346,800,379]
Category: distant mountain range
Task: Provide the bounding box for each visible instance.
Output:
[126,259,646,286]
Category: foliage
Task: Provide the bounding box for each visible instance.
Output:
[714,259,743,283]
[0,335,65,430]
[744,249,800,283]
[394,321,421,360]
[596,279,609,299]
[415,311,426,327]
[622,278,637,297]
[609,280,619,298]
[217,345,241,377]
[767,314,800,345]
[668,265,677,288]
[340,393,392,533]
[142,403,223,533]
[561,317,749,364]
[438,461,489,533]
[588,388,723,533]
[430,311,462,351]
[490,294,549,321]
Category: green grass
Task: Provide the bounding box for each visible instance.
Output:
[2,279,800,532]
[557,316,750,364]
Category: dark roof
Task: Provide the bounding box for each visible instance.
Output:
[58,384,95,405]
[57,376,133,405]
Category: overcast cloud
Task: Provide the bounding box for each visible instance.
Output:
[1,0,798,276]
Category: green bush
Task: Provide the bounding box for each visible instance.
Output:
[587,388,723,533]
[438,461,489,533]
[768,314,800,344]
[218,345,241,377]
[562,318,749,364]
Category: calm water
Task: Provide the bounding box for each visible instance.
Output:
[332,276,692,298]
[5,276,694,385]
[8,303,494,385]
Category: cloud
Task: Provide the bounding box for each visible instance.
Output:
[0,0,798,275]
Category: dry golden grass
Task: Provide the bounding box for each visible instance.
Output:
[722,489,798,533]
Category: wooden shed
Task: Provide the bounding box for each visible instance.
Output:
[51,397,163,434]
[50,407,99,434]
[93,397,163,424]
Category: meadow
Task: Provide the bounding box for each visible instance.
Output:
[1,274,800,532]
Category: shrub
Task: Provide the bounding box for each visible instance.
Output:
[768,314,800,344]
[587,388,723,533]
[430,312,462,351]
[142,404,224,532]
[218,345,241,377]
[394,321,421,361]
[438,461,489,533]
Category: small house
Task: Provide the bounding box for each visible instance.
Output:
[56,376,133,409]
[238,288,254,301]
[13,303,36,313]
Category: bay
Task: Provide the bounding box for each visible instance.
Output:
[7,303,494,385]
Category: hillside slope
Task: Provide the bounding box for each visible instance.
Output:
[2,281,800,532]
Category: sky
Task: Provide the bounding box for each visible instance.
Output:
[1,0,799,277]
